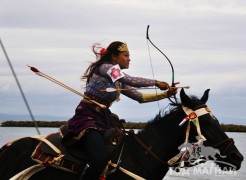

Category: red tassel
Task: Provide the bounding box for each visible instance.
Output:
[100,48,107,57]
[179,116,189,126]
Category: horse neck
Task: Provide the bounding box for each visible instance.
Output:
[123,107,187,179]
[137,108,186,159]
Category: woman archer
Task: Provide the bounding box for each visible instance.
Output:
[61,41,178,180]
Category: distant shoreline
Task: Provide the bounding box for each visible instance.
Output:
[1,120,246,132]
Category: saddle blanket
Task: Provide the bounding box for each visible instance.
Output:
[31,133,86,174]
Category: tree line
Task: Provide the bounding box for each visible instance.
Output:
[1,120,246,132]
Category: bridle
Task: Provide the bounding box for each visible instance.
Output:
[181,104,235,158]
[110,105,235,180]
[126,104,235,167]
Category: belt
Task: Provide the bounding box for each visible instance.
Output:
[84,93,111,108]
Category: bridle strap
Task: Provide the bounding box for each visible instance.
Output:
[182,106,209,144]
[205,138,234,155]
[184,120,191,144]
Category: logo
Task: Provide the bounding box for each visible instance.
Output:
[168,138,237,176]
[178,141,226,164]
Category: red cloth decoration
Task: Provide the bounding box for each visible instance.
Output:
[100,48,107,57]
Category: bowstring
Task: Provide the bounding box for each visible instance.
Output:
[146,39,161,112]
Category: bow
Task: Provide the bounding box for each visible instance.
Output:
[146,25,178,104]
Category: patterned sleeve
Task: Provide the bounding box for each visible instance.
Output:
[98,64,156,87]
[121,84,143,102]
[120,73,156,87]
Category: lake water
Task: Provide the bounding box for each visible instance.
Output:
[0,127,245,179]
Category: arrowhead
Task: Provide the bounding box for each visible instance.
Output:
[27,65,39,73]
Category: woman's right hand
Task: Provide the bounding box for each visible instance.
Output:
[155,81,170,90]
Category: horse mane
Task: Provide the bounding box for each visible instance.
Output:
[136,105,180,140]
[138,95,201,136]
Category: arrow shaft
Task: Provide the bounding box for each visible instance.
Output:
[102,86,189,92]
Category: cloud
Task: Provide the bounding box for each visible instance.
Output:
[0,0,246,124]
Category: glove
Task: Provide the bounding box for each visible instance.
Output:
[155,80,169,90]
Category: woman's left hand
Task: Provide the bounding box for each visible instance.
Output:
[155,81,170,90]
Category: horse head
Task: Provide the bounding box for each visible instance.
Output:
[179,88,244,171]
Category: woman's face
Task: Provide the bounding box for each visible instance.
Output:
[112,51,130,69]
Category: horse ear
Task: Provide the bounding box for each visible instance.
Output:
[180,88,192,106]
[200,89,210,104]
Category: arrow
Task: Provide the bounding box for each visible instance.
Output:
[28,65,107,109]
[102,86,190,92]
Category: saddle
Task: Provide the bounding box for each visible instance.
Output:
[31,125,126,174]
[31,132,86,174]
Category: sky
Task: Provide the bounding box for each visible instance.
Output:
[0,0,245,125]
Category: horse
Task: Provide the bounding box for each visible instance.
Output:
[0,89,243,180]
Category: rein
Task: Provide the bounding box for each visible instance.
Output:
[126,129,167,166]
